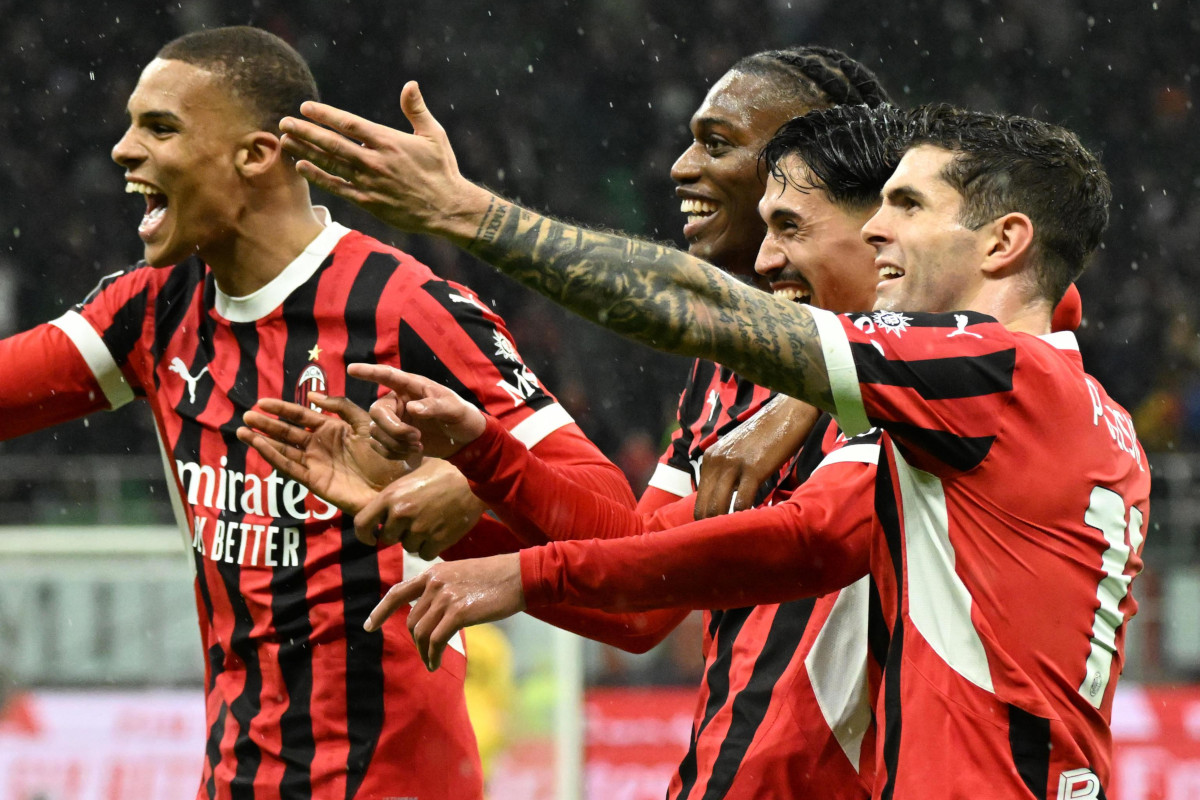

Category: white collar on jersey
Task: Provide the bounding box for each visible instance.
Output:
[214,206,351,323]
[1039,330,1080,351]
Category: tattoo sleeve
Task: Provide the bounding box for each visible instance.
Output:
[466,199,834,412]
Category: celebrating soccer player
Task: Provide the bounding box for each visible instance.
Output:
[278,84,1148,798]
[0,26,644,800]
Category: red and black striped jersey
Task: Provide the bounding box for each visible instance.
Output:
[0,218,590,799]
[664,418,882,800]
[645,360,775,502]
[635,357,872,798]
[810,307,1150,800]
[448,415,884,799]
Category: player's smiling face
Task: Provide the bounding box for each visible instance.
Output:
[111,58,256,267]
[754,156,880,314]
[863,145,988,313]
[670,70,805,285]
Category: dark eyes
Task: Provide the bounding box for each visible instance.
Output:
[702,136,731,155]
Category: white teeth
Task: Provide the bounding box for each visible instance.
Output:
[774,287,811,304]
[878,266,904,280]
[680,198,717,216]
[126,181,158,194]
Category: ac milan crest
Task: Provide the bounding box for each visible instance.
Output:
[295,363,327,410]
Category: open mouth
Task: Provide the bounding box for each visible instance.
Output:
[680,197,717,236]
[126,180,168,239]
[878,264,904,282]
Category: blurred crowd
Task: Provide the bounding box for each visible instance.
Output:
[2,0,1197,480]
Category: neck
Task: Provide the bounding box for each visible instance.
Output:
[964,280,1054,336]
[204,182,325,297]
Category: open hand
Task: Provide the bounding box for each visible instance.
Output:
[278,82,492,238]
[237,393,414,514]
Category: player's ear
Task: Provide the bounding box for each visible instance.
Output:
[980,212,1034,277]
[235,131,283,179]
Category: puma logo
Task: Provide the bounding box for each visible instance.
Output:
[169,357,210,403]
[947,314,982,339]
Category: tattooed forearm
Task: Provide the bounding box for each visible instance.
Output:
[464,200,834,412]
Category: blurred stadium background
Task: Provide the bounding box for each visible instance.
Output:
[1,1,1198,798]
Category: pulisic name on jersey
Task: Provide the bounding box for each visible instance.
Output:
[1086,378,1143,470]
[177,456,337,567]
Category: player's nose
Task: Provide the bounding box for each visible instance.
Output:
[111,127,143,168]
[860,206,890,248]
[754,237,786,277]
[670,142,703,184]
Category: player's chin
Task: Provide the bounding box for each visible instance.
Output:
[143,238,189,268]
[871,286,899,312]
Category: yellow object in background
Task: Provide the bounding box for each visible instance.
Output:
[463,623,516,779]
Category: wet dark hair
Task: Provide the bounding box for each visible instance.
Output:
[157,26,319,133]
[761,104,908,212]
[731,46,891,113]
[907,104,1111,303]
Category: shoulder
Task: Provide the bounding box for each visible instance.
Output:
[76,257,204,311]
[836,309,1012,348]
[330,228,435,282]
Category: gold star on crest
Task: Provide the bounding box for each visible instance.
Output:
[307,344,322,362]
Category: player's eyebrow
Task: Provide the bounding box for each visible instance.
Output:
[767,206,807,227]
[691,114,738,137]
[883,184,927,206]
[130,109,185,126]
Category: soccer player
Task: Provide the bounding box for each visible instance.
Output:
[648,47,890,520]
[0,26,637,800]
[279,92,1149,798]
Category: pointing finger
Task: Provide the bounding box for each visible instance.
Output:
[365,575,427,632]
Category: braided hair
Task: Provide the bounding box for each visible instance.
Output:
[731,45,891,112]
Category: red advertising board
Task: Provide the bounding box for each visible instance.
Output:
[2,684,1199,799]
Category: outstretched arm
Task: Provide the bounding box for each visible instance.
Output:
[278,85,833,411]
[370,457,876,671]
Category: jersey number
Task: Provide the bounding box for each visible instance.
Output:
[1079,486,1144,709]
